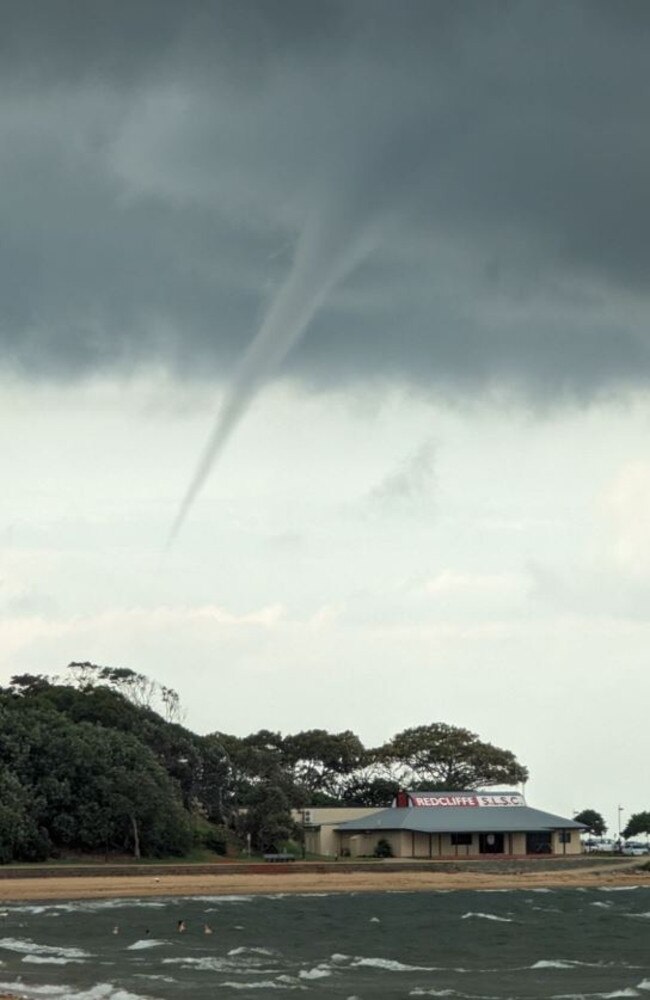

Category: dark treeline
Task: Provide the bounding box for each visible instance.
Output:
[0,665,528,862]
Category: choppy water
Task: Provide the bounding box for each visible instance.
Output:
[0,886,648,999]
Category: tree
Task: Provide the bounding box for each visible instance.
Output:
[378,723,528,789]
[339,776,399,807]
[244,785,296,854]
[195,736,232,822]
[0,767,43,863]
[0,682,193,861]
[574,809,607,837]
[66,662,184,722]
[622,811,650,839]
[282,729,366,798]
[212,730,300,811]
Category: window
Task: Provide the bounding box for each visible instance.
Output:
[559,831,572,844]
[451,832,472,846]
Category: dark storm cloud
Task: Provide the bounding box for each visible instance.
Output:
[2,0,650,400]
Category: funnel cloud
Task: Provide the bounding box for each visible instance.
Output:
[169,199,374,539]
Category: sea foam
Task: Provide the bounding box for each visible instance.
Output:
[0,982,152,999]
[220,980,304,991]
[352,956,438,972]
[22,955,85,965]
[0,937,91,959]
[126,938,166,950]
[299,966,332,979]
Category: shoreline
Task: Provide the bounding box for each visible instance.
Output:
[0,860,647,903]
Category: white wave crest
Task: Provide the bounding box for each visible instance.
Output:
[134,973,177,983]
[533,959,606,970]
[352,956,437,972]
[163,955,238,971]
[299,967,331,979]
[0,981,153,999]
[221,981,304,991]
[127,938,166,950]
[599,886,640,892]
[163,953,279,974]
[0,937,91,958]
[532,960,579,970]
[228,947,275,956]
[22,955,85,965]
[192,895,255,904]
[460,912,513,923]
[0,984,69,997]
[5,899,166,915]
[637,980,650,992]
[551,991,640,999]
[410,991,457,997]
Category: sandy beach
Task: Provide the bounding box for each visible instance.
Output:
[0,860,647,904]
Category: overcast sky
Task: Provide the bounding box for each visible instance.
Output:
[2,0,650,834]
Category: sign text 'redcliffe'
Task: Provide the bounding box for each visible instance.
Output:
[409,793,525,808]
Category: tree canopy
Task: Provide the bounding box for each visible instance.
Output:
[376,723,529,789]
[622,811,650,839]
[574,809,607,837]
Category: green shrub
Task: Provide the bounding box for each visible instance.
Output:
[203,825,229,855]
[373,838,393,858]
[192,817,229,855]
[278,839,302,857]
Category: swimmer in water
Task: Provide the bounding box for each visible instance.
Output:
[112,925,119,935]
[204,923,213,935]
[177,919,186,933]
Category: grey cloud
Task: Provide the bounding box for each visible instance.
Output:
[2,1,650,400]
[526,557,650,623]
[370,440,436,505]
[3,591,59,618]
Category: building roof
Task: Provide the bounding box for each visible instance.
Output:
[336,805,585,833]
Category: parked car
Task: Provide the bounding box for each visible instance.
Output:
[584,837,616,853]
[621,841,649,856]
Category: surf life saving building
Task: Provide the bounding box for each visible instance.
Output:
[300,791,585,859]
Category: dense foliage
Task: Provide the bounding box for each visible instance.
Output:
[623,811,650,839]
[0,665,530,862]
[0,668,224,862]
[574,809,607,837]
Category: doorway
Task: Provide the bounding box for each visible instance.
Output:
[526,831,552,854]
[479,832,504,854]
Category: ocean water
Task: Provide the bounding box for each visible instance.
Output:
[0,886,648,999]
